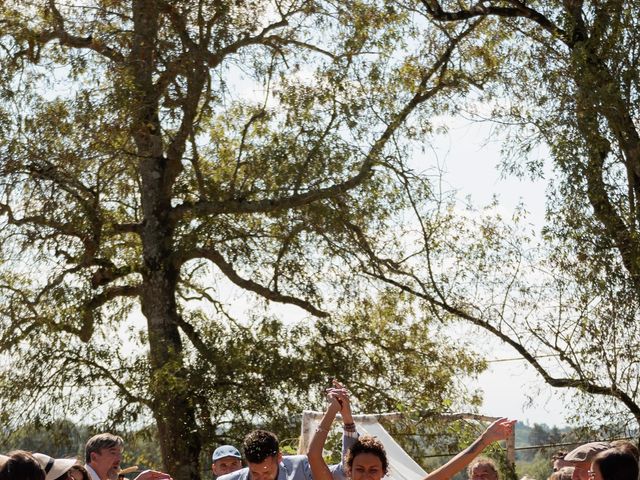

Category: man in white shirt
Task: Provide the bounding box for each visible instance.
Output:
[84,433,172,480]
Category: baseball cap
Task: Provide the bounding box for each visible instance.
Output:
[564,442,611,462]
[212,445,241,463]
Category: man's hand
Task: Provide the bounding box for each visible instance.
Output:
[326,385,350,410]
[326,379,353,425]
[482,417,516,444]
[133,470,173,480]
[326,391,343,415]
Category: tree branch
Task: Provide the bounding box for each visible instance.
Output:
[77,285,141,341]
[68,353,151,407]
[422,0,566,41]
[176,247,328,317]
[368,270,640,423]
[34,0,126,63]
[170,23,477,223]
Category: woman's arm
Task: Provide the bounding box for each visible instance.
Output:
[423,417,516,480]
[308,395,343,480]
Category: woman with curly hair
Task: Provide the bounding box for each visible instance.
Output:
[342,435,389,480]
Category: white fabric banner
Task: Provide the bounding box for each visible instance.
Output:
[357,420,427,480]
[300,411,426,480]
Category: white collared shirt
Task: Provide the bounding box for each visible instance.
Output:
[85,464,102,480]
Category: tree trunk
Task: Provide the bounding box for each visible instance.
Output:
[132,0,202,478]
[140,258,202,480]
[136,92,204,480]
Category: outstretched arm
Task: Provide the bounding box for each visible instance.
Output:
[308,395,343,480]
[423,417,516,480]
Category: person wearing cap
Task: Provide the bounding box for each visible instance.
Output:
[217,381,357,480]
[33,453,78,480]
[212,446,242,477]
[562,442,610,480]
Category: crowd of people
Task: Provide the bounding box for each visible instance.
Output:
[548,439,639,480]
[2,382,639,480]
[211,381,639,480]
[0,434,171,480]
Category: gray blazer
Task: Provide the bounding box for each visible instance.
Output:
[217,432,358,480]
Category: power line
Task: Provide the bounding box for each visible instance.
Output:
[416,437,635,459]
[486,353,560,363]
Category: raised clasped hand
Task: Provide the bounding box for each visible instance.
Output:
[326,380,350,411]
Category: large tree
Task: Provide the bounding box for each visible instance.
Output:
[352,0,640,432]
[0,1,489,478]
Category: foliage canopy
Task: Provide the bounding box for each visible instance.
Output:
[0,1,489,478]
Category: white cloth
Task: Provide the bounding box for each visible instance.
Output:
[357,420,426,480]
[300,412,427,480]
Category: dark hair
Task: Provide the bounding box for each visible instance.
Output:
[69,464,91,480]
[467,457,498,479]
[592,448,638,480]
[85,433,124,463]
[0,450,45,480]
[345,436,388,475]
[609,440,640,461]
[243,430,279,464]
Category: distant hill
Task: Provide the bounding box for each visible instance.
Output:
[514,421,574,461]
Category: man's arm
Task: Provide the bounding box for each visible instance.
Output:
[308,395,343,480]
[423,417,516,480]
[326,381,357,480]
[335,381,358,463]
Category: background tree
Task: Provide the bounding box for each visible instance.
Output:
[527,424,550,452]
[0,1,489,479]
[349,0,640,433]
